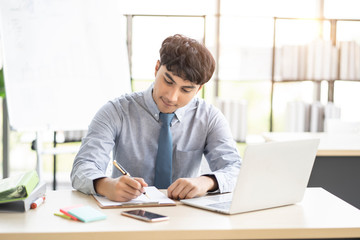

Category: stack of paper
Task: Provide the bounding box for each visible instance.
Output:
[215,98,247,142]
[277,40,339,81]
[285,101,342,133]
[285,101,310,132]
[340,41,360,80]
[310,102,325,132]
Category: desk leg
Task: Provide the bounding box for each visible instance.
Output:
[53,132,57,190]
[2,98,9,178]
[35,132,43,181]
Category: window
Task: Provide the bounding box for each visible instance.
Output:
[130,16,206,91]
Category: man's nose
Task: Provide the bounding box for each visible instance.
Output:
[167,88,179,102]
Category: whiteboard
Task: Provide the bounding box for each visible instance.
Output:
[0,0,131,131]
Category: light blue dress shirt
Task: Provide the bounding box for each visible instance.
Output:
[71,84,241,195]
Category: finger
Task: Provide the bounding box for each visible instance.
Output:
[182,187,200,199]
[168,179,186,199]
[133,177,148,191]
[177,183,197,200]
[118,176,143,196]
[134,178,148,194]
[123,176,142,189]
[167,180,178,199]
[114,191,138,202]
[111,180,139,202]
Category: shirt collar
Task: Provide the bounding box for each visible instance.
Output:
[143,83,194,123]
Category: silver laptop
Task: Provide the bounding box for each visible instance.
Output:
[181,139,320,214]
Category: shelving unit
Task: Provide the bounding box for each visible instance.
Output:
[270,17,360,132]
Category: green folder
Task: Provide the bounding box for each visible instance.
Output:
[0,170,39,203]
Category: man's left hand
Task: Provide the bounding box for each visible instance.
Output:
[167,176,218,199]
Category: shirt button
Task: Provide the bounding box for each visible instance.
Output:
[154,114,158,117]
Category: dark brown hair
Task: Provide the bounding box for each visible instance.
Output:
[159,34,215,85]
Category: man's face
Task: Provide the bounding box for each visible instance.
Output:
[152,61,202,114]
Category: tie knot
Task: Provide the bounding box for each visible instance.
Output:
[159,113,174,126]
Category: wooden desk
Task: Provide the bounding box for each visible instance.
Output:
[1,188,360,240]
[262,132,360,209]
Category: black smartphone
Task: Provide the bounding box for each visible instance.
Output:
[121,209,169,222]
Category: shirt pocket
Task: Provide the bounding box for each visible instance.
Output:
[173,149,203,179]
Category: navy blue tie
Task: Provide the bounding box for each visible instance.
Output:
[154,113,175,189]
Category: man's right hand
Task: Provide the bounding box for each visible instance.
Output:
[94,176,148,202]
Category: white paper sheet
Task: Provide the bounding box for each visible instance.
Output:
[93,186,175,207]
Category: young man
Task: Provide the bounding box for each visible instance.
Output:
[71,34,241,201]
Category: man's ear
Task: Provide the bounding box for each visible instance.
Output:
[155,60,160,76]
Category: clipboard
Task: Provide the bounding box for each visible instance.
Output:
[92,186,176,209]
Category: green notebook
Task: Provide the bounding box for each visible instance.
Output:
[0,170,39,203]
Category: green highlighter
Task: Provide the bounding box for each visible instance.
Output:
[67,206,107,223]
[54,213,72,220]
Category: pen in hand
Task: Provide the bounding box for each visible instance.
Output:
[112,160,150,199]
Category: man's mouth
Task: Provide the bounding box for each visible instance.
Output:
[161,97,175,107]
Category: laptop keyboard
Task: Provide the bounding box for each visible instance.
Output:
[207,201,232,210]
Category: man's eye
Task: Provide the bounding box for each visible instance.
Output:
[164,78,173,84]
[182,88,191,93]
